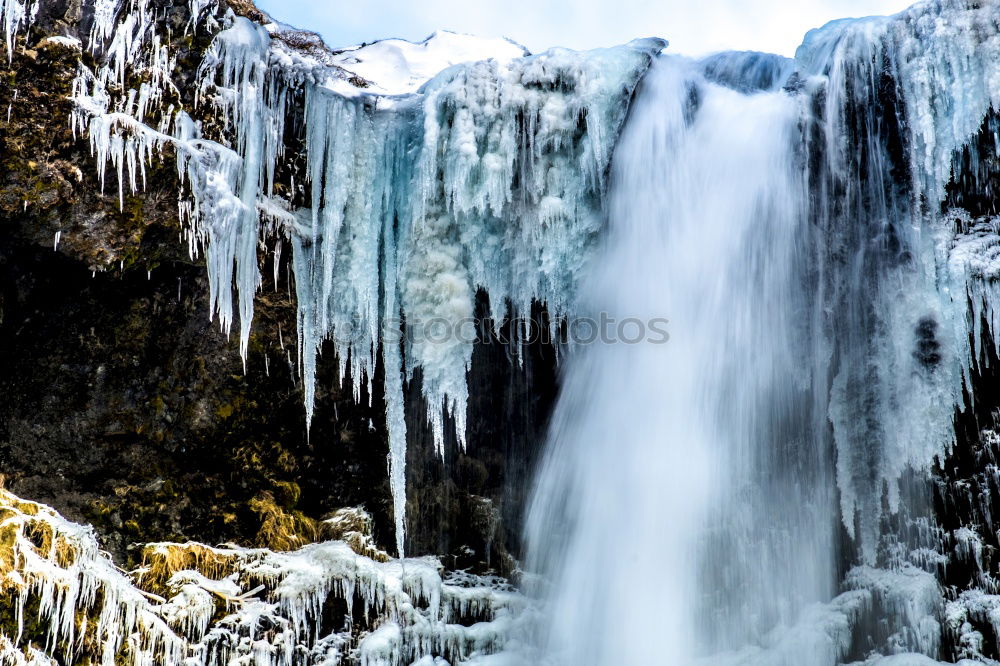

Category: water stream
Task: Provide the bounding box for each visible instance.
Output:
[525,55,838,665]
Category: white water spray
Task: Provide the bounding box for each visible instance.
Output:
[526,56,837,664]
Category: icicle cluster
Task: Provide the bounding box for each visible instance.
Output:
[687,5,1000,652]
[0,0,662,555]
[792,0,1000,563]
[0,489,536,666]
[188,16,281,358]
[3,479,946,666]
[402,41,661,451]
[282,39,662,557]
[0,0,34,58]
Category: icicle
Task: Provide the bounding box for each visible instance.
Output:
[0,0,33,60]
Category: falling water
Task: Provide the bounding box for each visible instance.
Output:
[525,55,838,664]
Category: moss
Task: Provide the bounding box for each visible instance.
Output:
[0,33,78,221]
[226,0,268,24]
[150,395,166,416]
[322,507,391,562]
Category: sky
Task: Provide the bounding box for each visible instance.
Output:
[253,0,918,58]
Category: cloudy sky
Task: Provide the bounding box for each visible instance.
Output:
[253,0,916,57]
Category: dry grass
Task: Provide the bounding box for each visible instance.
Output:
[226,0,267,23]
[138,542,241,595]
[250,491,319,552]
[271,30,325,52]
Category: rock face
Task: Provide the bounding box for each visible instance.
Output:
[0,0,556,574]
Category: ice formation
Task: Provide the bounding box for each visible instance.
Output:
[0,489,534,666]
[281,31,662,555]
[793,0,1000,560]
[0,0,662,557]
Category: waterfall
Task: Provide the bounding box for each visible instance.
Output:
[525,55,839,664]
[524,2,1000,660]
[6,0,1000,662]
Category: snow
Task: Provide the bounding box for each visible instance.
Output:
[330,31,530,96]
[0,489,533,666]
[40,35,81,49]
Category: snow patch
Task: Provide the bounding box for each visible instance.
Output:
[331,31,530,96]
